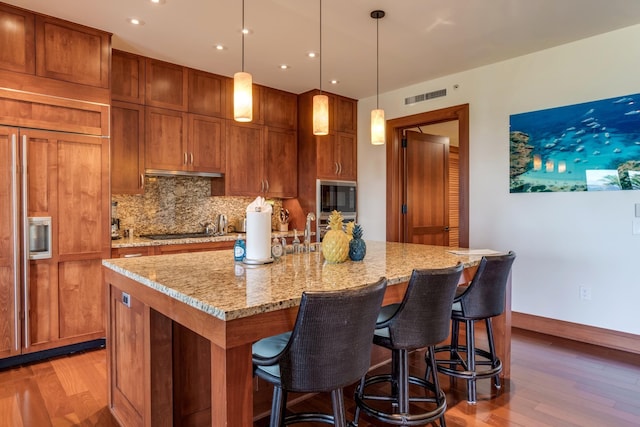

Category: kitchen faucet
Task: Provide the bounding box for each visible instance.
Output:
[304,212,316,252]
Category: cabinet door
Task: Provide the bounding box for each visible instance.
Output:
[146,58,188,111]
[0,5,35,74]
[35,16,110,88]
[145,107,188,171]
[112,50,146,103]
[111,102,145,194]
[26,130,109,350]
[335,96,357,133]
[188,69,227,118]
[336,132,357,180]
[0,126,20,358]
[316,134,339,180]
[225,122,264,196]
[263,87,297,130]
[264,127,297,198]
[189,114,225,173]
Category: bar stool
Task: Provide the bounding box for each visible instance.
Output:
[252,278,387,426]
[429,251,516,404]
[354,265,463,427]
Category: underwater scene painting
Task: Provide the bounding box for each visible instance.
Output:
[510,93,640,193]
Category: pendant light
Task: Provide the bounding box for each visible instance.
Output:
[234,0,252,122]
[313,0,329,135]
[371,10,385,145]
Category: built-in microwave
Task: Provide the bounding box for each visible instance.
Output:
[316,180,357,241]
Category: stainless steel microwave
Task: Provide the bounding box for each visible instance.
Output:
[316,180,357,240]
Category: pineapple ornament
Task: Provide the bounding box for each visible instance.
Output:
[349,223,367,261]
[321,210,350,263]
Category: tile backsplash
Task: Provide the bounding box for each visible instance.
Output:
[112,176,283,236]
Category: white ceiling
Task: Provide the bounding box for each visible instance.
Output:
[6,0,640,100]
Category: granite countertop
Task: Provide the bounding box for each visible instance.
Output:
[111,230,302,248]
[103,241,490,322]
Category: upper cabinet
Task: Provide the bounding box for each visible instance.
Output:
[297,89,358,181]
[35,15,110,88]
[111,101,145,194]
[188,69,228,118]
[0,4,35,74]
[112,50,145,104]
[145,58,188,111]
[263,87,297,130]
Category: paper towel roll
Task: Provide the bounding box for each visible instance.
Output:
[245,211,272,263]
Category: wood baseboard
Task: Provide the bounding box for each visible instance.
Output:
[512,312,640,355]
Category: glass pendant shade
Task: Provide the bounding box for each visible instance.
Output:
[234,71,253,122]
[313,94,329,135]
[371,108,385,145]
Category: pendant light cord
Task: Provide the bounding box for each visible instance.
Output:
[241,0,245,72]
[376,15,379,109]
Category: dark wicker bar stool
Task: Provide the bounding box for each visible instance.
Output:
[252,277,387,427]
[428,251,516,404]
[353,265,463,427]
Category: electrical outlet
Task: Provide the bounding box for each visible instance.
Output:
[579,285,592,301]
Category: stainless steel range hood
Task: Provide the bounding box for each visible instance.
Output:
[145,169,223,178]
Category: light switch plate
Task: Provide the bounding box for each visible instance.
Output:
[633,219,640,235]
[636,203,640,218]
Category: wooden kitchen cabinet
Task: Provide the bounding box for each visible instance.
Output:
[153,241,234,255]
[263,87,297,130]
[188,68,228,118]
[225,122,297,198]
[35,15,110,88]
[145,58,188,111]
[0,4,35,74]
[298,89,358,181]
[144,107,225,175]
[112,50,146,104]
[111,102,145,194]
[188,114,225,174]
[145,107,187,171]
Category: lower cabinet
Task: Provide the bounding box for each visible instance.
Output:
[111,241,234,258]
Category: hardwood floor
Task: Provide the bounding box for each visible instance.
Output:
[1,328,639,426]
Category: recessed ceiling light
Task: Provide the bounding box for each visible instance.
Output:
[330,79,339,85]
[215,44,225,50]
[149,0,165,4]
[279,64,290,70]
[127,17,144,25]
[308,52,317,58]
[242,28,250,35]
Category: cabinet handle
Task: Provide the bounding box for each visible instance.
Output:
[335,162,339,175]
[183,152,188,165]
[260,180,264,192]
[140,173,144,189]
[264,179,269,193]
[11,133,20,351]
[123,253,143,258]
[21,134,30,348]
[338,162,342,175]
[190,152,194,165]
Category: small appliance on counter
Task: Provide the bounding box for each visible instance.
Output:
[111,201,121,240]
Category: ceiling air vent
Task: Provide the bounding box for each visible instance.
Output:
[404,88,447,105]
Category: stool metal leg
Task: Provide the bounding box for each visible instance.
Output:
[485,318,501,390]
[465,319,477,404]
[331,389,347,427]
[270,386,286,426]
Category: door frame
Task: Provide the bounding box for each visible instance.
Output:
[385,103,469,247]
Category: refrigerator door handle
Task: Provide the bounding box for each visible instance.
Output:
[11,133,20,352]
[21,134,30,349]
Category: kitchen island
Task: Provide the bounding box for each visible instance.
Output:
[102,241,511,427]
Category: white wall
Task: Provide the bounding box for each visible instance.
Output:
[357,24,640,335]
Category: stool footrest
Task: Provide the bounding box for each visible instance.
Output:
[432,345,503,380]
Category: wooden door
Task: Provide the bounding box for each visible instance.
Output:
[0,126,20,357]
[145,107,187,171]
[188,114,225,173]
[404,131,450,245]
[111,102,145,194]
[336,132,357,180]
[35,15,110,88]
[188,69,227,118]
[225,122,264,196]
[25,130,108,351]
[264,127,297,198]
[112,50,146,103]
[0,4,35,74]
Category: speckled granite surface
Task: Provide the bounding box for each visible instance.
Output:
[112,231,298,248]
[103,241,489,321]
